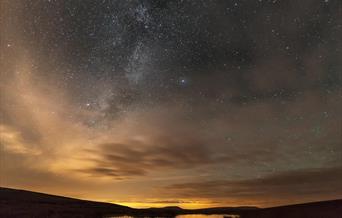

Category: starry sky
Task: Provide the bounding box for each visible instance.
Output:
[1,0,341,208]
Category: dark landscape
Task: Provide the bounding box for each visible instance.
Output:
[1,187,341,218]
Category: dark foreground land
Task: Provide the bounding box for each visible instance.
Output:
[0,187,341,218]
[240,200,342,218]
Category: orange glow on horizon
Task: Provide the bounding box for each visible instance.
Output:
[108,201,222,209]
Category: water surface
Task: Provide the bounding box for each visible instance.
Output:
[177,214,239,218]
[108,214,240,218]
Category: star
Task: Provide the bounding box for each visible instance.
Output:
[1,0,340,209]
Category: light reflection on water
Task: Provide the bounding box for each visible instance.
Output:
[177,214,239,218]
[108,214,240,218]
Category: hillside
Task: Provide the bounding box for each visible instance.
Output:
[1,187,341,218]
[0,187,134,218]
[240,199,342,218]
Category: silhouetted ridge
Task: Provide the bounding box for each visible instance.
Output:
[1,187,341,218]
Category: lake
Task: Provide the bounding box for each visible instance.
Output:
[108,214,240,218]
[177,214,240,218]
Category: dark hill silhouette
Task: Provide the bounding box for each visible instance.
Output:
[240,199,342,218]
[0,187,254,217]
[0,187,341,218]
[0,187,133,218]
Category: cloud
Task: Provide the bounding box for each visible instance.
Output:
[162,167,342,206]
[74,89,342,180]
[1,0,341,207]
[78,141,217,179]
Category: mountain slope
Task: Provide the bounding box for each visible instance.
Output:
[1,187,341,218]
[0,187,133,218]
[240,199,342,218]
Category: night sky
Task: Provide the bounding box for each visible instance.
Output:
[1,0,341,208]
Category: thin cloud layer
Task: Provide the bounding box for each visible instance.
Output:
[1,0,341,208]
[163,167,342,205]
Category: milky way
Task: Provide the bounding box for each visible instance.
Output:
[1,0,341,208]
